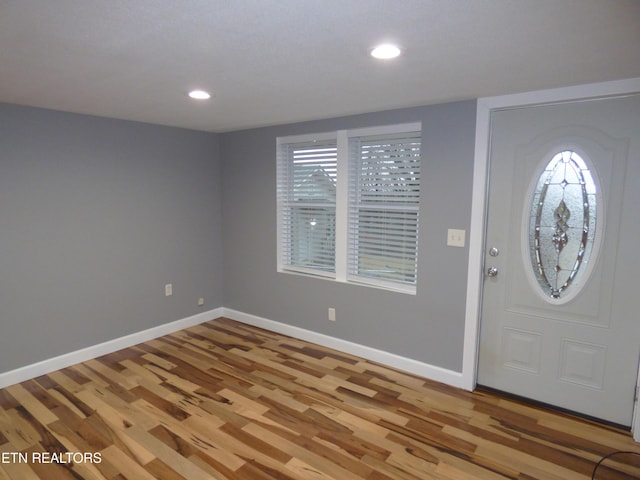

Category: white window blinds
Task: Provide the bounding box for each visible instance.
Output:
[277,123,421,293]
[348,132,421,289]
[277,138,337,276]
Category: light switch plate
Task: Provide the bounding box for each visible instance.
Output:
[447,229,466,248]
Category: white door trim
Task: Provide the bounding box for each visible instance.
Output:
[463,77,640,437]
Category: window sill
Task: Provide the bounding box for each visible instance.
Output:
[277,267,417,295]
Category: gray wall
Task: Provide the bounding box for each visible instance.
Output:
[221,100,477,372]
[0,104,223,372]
[0,99,476,376]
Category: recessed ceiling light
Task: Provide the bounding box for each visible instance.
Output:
[370,44,401,60]
[188,89,211,100]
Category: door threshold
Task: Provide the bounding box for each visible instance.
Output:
[476,384,631,432]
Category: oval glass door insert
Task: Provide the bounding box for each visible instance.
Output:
[528,150,598,301]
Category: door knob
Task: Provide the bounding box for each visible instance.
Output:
[487,267,499,277]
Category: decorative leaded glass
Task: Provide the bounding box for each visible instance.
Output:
[528,151,597,300]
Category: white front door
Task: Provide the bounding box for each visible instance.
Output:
[477,94,640,426]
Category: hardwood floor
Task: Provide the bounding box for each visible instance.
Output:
[1,317,639,479]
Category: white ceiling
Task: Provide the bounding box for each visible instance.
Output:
[1,0,639,132]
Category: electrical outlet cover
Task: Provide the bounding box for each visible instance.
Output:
[447,229,466,247]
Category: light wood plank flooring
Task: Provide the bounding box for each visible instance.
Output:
[1,317,639,479]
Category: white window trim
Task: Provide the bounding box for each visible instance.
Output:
[335,130,349,283]
[277,122,422,295]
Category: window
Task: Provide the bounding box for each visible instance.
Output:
[348,131,421,288]
[276,135,337,276]
[277,123,422,293]
[527,150,599,302]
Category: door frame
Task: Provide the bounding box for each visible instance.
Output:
[462,77,640,437]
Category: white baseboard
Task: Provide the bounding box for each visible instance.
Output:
[0,306,466,392]
[0,308,223,389]
[223,308,467,389]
